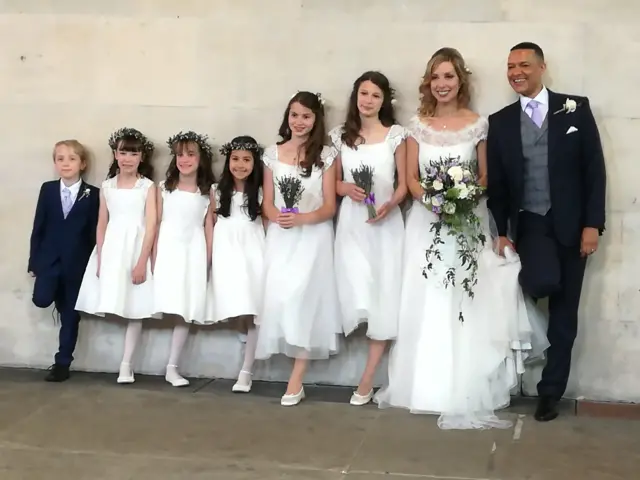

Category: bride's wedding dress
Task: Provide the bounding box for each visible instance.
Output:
[374,116,549,430]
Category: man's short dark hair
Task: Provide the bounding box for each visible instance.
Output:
[510,42,544,61]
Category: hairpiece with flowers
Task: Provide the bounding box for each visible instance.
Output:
[219,139,263,158]
[108,127,155,157]
[389,87,398,105]
[290,91,326,106]
[166,130,213,159]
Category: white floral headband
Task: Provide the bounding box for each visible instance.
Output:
[166,131,214,160]
[108,127,154,157]
[290,91,326,106]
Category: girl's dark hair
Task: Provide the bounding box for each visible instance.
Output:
[277,91,326,178]
[106,130,155,179]
[216,135,264,221]
[164,139,215,195]
[342,71,397,149]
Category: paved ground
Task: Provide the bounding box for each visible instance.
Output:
[0,368,638,479]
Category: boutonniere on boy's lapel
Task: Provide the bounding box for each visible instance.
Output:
[77,187,91,201]
[554,98,578,115]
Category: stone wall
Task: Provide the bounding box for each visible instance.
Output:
[1,0,637,402]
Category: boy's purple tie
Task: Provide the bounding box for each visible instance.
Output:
[527,99,543,128]
[62,188,72,218]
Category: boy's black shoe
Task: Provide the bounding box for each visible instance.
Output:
[534,396,559,422]
[44,364,70,382]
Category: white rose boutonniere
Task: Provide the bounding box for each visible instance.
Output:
[554,98,578,115]
[78,187,91,201]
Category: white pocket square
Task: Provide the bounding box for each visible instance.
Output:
[566,126,578,134]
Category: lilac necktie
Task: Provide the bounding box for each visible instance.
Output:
[527,100,543,128]
[62,188,72,218]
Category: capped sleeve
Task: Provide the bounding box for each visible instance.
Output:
[328,125,344,151]
[387,124,409,152]
[321,145,338,171]
[262,145,277,170]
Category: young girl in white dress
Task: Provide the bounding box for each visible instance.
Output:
[152,131,215,387]
[75,127,158,384]
[374,48,549,429]
[256,91,341,406]
[207,135,265,393]
[330,71,407,406]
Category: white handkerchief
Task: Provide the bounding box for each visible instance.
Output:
[566,126,578,134]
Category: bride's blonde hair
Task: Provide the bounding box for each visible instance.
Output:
[418,47,472,118]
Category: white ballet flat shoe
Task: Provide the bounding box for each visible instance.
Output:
[350,389,374,406]
[117,363,135,384]
[165,365,190,387]
[281,387,305,406]
[232,370,253,393]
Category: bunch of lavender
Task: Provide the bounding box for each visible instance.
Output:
[350,163,376,219]
[276,175,304,213]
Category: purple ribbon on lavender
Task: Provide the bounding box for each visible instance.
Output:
[364,193,375,205]
[280,207,299,213]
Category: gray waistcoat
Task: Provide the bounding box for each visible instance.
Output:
[520,109,551,215]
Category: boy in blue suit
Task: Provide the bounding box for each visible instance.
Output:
[28,140,100,381]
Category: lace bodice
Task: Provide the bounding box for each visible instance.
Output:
[408,116,488,174]
[329,124,407,204]
[262,145,337,213]
[101,176,153,228]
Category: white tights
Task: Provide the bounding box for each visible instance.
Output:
[118,318,191,386]
[240,324,258,374]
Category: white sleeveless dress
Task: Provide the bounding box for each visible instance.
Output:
[152,181,210,324]
[330,124,407,340]
[255,145,342,360]
[206,186,266,323]
[375,116,550,430]
[76,176,155,319]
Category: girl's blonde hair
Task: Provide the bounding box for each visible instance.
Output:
[418,47,472,118]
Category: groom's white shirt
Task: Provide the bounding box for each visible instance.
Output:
[519,86,549,122]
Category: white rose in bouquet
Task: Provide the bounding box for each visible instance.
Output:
[432,179,444,191]
[457,184,469,199]
[447,165,464,183]
[443,202,456,214]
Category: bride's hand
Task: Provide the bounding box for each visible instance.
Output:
[413,189,426,202]
[495,236,515,257]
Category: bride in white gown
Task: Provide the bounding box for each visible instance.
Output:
[375,48,549,430]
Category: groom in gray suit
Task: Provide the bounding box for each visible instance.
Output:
[487,42,606,422]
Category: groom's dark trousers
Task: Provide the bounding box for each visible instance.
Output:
[516,210,586,399]
[487,90,606,401]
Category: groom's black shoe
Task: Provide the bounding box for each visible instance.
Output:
[534,396,559,422]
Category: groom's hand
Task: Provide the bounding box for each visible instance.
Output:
[496,236,515,257]
[580,227,599,257]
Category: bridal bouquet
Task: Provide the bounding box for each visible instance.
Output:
[350,163,376,219]
[276,174,304,213]
[420,156,486,321]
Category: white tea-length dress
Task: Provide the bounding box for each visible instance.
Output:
[375,116,549,430]
[206,185,266,323]
[330,124,406,340]
[152,181,210,323]
[255,145,342,360]
[76,176,155,319]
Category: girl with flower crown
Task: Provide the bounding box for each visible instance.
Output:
[75,127,158,384]
[330,71,408,406]
[205,135,265,393]
[256,91,341,406]
[152,131,215,387]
